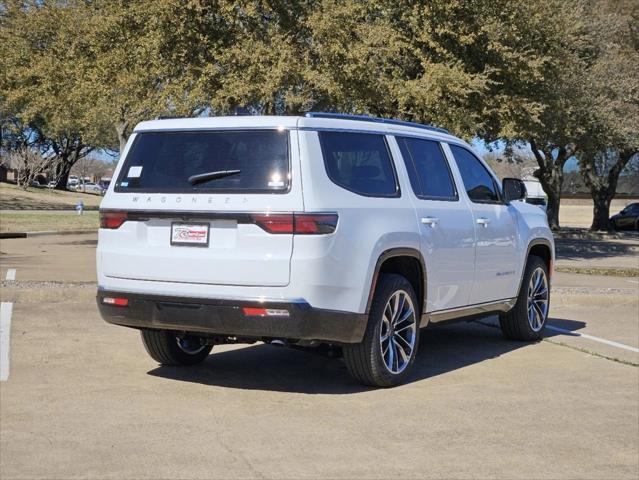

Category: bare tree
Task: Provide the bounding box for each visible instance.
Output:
[5,147,55,189]
[72,156,110,190]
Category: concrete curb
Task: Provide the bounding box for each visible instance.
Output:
[0,230,96,239]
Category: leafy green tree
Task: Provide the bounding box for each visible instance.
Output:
[1,1,106,188]
[302,1,600,231]
[473,0,637,230]
[479,0,594,230]
[3,0,635,223]
[205,1,314,115]
[577,0,639,230]
[303,0,491,135]
[83,0,227,153]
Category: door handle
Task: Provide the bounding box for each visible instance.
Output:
[476,217,490,227]
[421,217,439,227]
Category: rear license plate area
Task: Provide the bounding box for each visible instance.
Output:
[170,222,210,247]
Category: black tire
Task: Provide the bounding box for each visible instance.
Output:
[499,255,550,341]
[343,274,420,387]
[140,329,212,366]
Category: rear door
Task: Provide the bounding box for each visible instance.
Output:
[394,136,476,312]
[99,128,302,287]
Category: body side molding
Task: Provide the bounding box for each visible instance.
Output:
[422,298,517,326]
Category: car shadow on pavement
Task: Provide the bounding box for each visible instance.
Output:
[146,316,586,394]
[555,237,638,261]
[544,318,587,336]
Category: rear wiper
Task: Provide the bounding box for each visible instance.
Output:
[188,169,241,186]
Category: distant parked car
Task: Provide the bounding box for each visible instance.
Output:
[610,203,639,231]
[97,181,110,195]
[76,182,103,194]
[525,197,547,209]
[47,181,57,188]
[523,180,547,211]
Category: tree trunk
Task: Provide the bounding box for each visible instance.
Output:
[53,156,72,190]
[590,195,612,231]
[535,169,564,230]
[545,190,561,230]
[580,149,637,232]
[116,121,129,155]
[18,168,30,189]
[530,139,574,231]
[52,140,91,190]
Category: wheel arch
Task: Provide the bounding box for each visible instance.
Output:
[529,242,552,272]
[365,248,426,316]
[515,238,553,299]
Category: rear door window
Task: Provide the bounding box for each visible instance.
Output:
[397,137,457,201]
[115,130,290,193]
[318,131,399,197]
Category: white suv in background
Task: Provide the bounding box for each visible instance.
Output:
[97,113,553,387]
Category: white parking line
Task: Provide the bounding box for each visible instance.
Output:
[5,269,16,281]
[625,279,639,285]
[546,325,639,353]
[0,302,13,381]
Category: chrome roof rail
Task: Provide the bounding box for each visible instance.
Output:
[304,112,450,135]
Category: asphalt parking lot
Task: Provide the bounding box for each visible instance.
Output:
[1,233,638,479]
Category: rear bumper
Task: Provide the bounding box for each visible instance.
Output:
[97,289,367,344]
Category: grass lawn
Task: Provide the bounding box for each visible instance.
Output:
[555,265,639,277]
[0,182,103,210]
[0,211,98,233]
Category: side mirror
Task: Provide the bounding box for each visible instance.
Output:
[502,178,527,203]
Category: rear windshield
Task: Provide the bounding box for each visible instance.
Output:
[115,130,290,193]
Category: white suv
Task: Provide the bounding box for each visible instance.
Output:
[97,113,553,387]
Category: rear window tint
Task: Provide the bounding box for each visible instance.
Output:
[449,145,500,203]
[397,137,457,200]
[318,132,399,197]
[115,130,289,193]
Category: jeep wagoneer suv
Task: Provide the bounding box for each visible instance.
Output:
[97,113,554,387]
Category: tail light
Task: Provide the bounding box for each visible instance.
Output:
[250,213,338,234]
[294,214,338,234]
[250,214,294,234]
[100,211,128,229]
[102,297,129,307]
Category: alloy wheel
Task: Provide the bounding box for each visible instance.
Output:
[379,290,417,374]
[527,268,549,332]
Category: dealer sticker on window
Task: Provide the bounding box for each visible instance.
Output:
[170,223,210,247]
